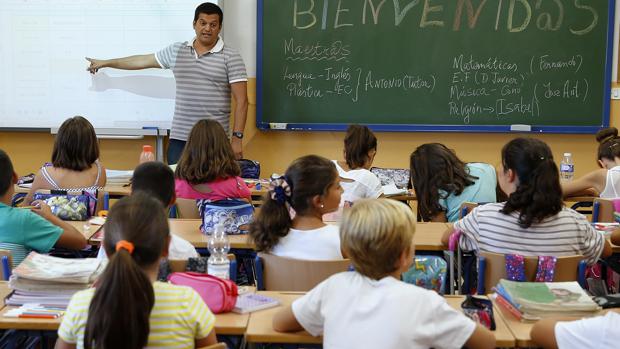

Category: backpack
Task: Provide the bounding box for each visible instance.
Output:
[197,198,254,235]
[32,191,96,221]
[401,255,447,294]
[237,159,260,179]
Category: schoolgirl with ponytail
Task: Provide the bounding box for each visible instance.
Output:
[57,193,217,349]
[249,155,345,260]
[562,127,620,198]
[444,138,611,265]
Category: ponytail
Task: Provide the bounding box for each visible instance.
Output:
[84,249,154,349]
[249,155,337,252]
[84,193,169,349]
[500,138,562,228]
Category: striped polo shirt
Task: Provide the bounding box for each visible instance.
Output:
[58,282,215,349]
[454,203,605,265]
[156,37,247,141]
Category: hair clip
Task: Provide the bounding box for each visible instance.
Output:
[269,174,292,205]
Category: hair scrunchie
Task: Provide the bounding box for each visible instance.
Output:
[115,240,135,255]
[269,174,292,206]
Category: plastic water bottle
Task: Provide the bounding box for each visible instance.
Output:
[207,224,230,279]
[139,145,155,164]
[560,152,574,182]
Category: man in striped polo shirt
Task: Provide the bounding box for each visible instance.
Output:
[85,2,248,164]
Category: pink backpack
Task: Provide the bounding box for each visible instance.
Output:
[168,272,238,313]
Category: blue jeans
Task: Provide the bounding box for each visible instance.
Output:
[167,139,186,165]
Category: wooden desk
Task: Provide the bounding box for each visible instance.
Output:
[169,219,254,250]
[104,184,131,197]
[245,292,515,347]
[444,296,515,348]
[245,291,319,345]
[0,304,249,335]
[489,295,613,348]
[66,221,101,242]
[169,219,447,252]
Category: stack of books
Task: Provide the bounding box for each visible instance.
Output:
[493,279,600,322]
[104,169,133,185]
[5,252,104,309]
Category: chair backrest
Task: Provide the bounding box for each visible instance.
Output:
[592,198,620,222]
[0,249,13,281]
[478,251,584,295]
[175,198,200,219]
[256,253,351,291]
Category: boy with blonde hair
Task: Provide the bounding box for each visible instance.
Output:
[273,199,495,349]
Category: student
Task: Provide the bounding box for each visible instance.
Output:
[57,193,217,349]
[562,127,620,198]
[175,119,251,203]
[23,116,106,204]
[410,143,496,222]
[443,138,611,265]
[272,199,495,349]
[0,149,86,266]
[96,161,198,260]
[530,310,620,349]
[249,155,344,260]
[332,124,383,204]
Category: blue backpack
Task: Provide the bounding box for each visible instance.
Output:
[197,198,254,235]
[401,255,447,294]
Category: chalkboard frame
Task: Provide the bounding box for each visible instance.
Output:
[256,0,615,134]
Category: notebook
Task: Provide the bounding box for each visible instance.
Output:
[232,293,280,314]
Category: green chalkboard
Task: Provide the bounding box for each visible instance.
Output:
[257,0,614,133]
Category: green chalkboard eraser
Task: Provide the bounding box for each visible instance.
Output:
[510,124,531,132]
[269,123,287,130]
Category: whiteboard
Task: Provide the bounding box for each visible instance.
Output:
[0,0,214,129]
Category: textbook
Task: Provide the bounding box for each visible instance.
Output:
[105,169,133,185]
[232,293,280,314]
[6,252,104,309]
[495,279,600,320]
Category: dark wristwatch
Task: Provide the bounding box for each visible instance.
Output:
[232,131,244,139]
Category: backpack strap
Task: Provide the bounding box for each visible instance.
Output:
[505,254,525,282]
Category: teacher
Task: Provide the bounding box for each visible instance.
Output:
[85,2,248,164]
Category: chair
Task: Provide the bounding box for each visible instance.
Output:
[168,254,237,282]
[591,198,620,223]
[445,202,479,294]
[197,343,227,349]
[175,198,200,218]
[254,253,351,291]
[476,251,587,295]
[0,249,13,281]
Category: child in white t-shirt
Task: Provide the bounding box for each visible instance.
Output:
[97,161,198,261]
[273,199,495,349]
[249,155,344,260]
[530,311,620,349]
[332,124,383,204]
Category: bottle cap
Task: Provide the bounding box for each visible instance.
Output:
[563,152,571,156]
[143,145,153,152]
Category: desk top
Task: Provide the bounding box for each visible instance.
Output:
[66,221,101,242]
[0,303,249,334]
[169,219,254,250]
[489,295,614,348]
[444,296,515,348]
[170,219,447,252]
[245,292,516,346]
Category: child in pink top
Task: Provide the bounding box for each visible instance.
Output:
[174,120,251,202]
